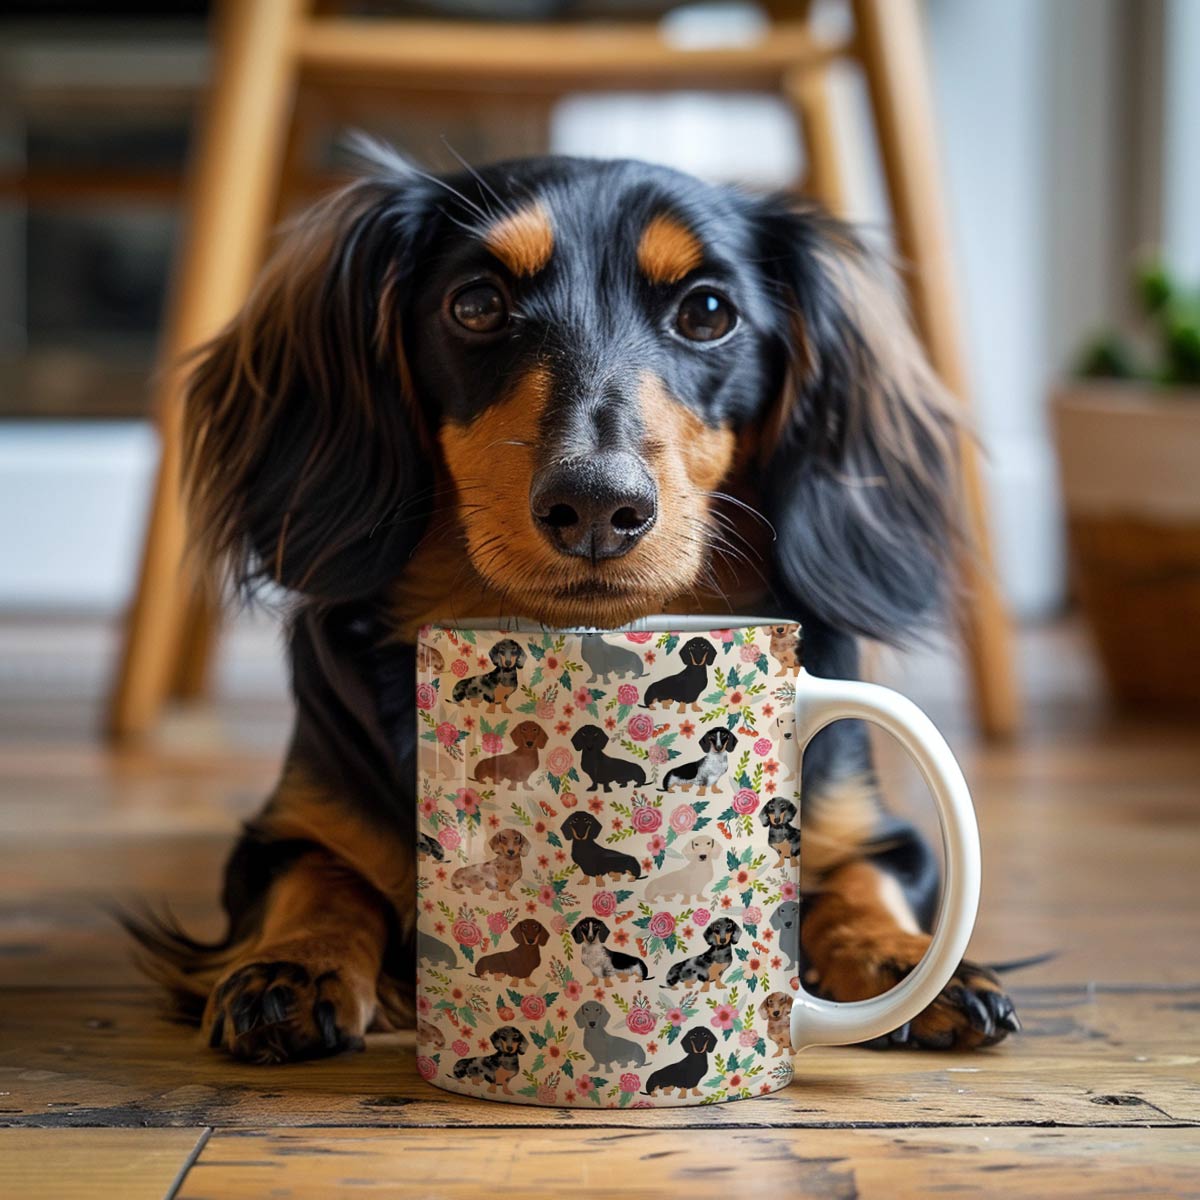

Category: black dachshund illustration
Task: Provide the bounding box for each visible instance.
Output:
[660,726,737,795]
[642,636,718,712]
[760,796,802,867]
[571,916,652,984]
[451,638,526,712]
[451,1025,529,1095]
[571,724,646,792]
[642,1026,718,1098]
[561,811,644,883]
[664,917,742,991]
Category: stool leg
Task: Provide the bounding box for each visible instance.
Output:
[107,0,306,741]
[785,63,846,215]
[853,0,1020,738]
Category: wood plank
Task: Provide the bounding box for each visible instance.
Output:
[0,1127,206,1200]
[1,987,1195,1129]
[177,1127,1200,1199]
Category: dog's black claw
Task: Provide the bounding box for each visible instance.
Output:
[262,985,294,1025]
[992,994,1022,1034]
[889,1021,911,1045]
[956,987,995,1038]
[232,990,262,1036]
[314,998,340,1049]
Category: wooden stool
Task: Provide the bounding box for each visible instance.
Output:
[107,0,1019,741]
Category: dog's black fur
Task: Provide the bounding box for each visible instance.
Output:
[571,724,647,792]
[561,811,644,882]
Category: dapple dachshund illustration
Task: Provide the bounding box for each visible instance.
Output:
[451,637,526,712]
[642,636,717,712]
[664,917,742,991]
[450,827,531,900]
[758,991,795,1057]
[452,1025,528,1095]
[416,832,444,861]
[570,724,646,792]
[561,812,644,883]
[767,624,802,676]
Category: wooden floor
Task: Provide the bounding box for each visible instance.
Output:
[1,617,1198,1197]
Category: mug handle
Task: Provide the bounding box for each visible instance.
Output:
[788,669,981,1051]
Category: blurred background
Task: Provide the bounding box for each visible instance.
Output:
[2,0,1199,740]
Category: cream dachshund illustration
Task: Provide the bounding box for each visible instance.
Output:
[642,835,718,904]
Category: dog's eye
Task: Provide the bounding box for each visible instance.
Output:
[451,282,508,333]
[676,289,736,342]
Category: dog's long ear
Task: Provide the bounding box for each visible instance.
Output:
[183,164,435,600]
[754,201,964,644]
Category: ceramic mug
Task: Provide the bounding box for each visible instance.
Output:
[414,617,979,1108]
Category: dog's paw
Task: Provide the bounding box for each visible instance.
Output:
[204,954,373,1064]
[811,930,1021,1051]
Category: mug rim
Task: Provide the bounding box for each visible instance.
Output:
[426,614,797,634]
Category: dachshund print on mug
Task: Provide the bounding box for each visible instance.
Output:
[415,623,804,1107]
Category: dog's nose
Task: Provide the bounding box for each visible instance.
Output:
[530,453,657,560]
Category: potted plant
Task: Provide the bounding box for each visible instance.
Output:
[1053,264,1200,706]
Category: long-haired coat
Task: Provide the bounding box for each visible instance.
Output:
[124,147,1018,1062]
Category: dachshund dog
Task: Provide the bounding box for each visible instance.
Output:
[770,899,801,974]
[642,1026,718,1098]
[642,637,717,712]
[660,726,737,795]
[758,991,794,1057]
[452,638,526,712]
[416,643,445,674]
[470,720,548,790]
[574,1000,647,1071]
[452,1025,528,1096]
[416,832,444,862]
[580,633,646,683]
[642,834,718,904]
[570,724,647,792]
[416,1016,445,1049]
[124,147,1019,1061]
[473,918,550,986]
[416,930,457,971]
[561,812,644,884]
[665,917,742,991]
[760,797,802,868]
[767,624,802,676]
[571,916,652,985]
[450,827,531,900]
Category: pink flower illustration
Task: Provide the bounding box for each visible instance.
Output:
[539,885,555,906]
[416,1055,437,1080]
[732,788,759,815]
[692,907,711,927]
[780,880,798,901]
[454,788,481,814]
[617,684,639,706]
[498,1006,515,1021]
[753,737,772,757]
[669,804,697,833]
[436,722,458,748]
[546,746,573,776]
[416,683,437,711]
[451,659,469,677]
[740,644,761,663]
[537,1084,558,1104]
[625,1008,656,1036]
[576,1075,594,1093]
[487,912,509,936]
[627,713,654,742]
[739,1030,760,1048]
[561,791,579,809]
[418,797,437,819]
[521,995,547,1020]
[565,980,583,1000]
[710,1004,737,1030]
[647,744,669,765]
[451,1039,470,1056]
[574,687,590,707]
[551,913,567,934]
[592,891,617,917]
[712,629,734,642]
[648,834,666,855]
[437,828,461,851]
[744,905,763,926]
[417,995,431,1016]
[648,911,675,939]
[482,732,504,754]
[619,1073,641,1093]
[631,1099,654,1108]
[625,631,653,644]
[536,701,555,720]
[631,806,662,833]
[665,1008,685,1026]
[451,918,481,947]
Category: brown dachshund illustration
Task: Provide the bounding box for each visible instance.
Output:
[758,991,794,1057]
[450,827,531,900]
[471,720,548,790]
[417,1017,445,1049]
[473,918,550,986]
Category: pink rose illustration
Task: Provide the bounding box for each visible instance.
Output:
[451,918,481,947]
[592,891,617,917]
[536,701,555,719]
[417,995,431,1016]
[546,746,573,776]
[537,1085,558,1105]
[648,911,675,939]
[631,1099,654,1108]
[693,907,711,927]
[551,913,567,934]
[451,659,469,677]
[744,905,763,926]
[619,1072,641,1093]
[631,806,662,833]
[498,1006,515,1021]
[753,737,772,757]
[740,644,760,663]
[565,980,583,1000]
[625,1008,656,1036]
[436,721,458,748]
[416,1055,437,1080]
[647,744,669,765]
[732,788,759,815]
[617,684,639,705]
[669,804,697,833]
[739,1030,759,1048]
[416,683,437,711]
[487,912,509,936]
[561,791,579,809]
[451,1039,470,1057]
[482,732,504,754]
[520,994,547,1020]
[437,828,461,851]
[627,713,654,741]
[712,629,734,642]
[625,631,653,644]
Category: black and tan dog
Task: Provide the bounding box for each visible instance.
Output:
[760,796,802,868]
[642,1026,718,1098]
[561,811,644,884]
[660,726,737,795]
[571,916,652,985]
[452,1025,528,1096]
[473,918,550,986]
[124,147,1019,1061]
[451,638,525,712]
[665,917,742,991]
[570,724,647,792]
[642,637,718,713]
